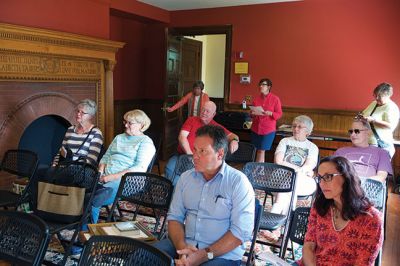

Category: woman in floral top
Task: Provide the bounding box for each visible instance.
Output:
[299,156,383,266]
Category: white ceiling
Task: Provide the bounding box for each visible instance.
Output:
[137,0,300,11]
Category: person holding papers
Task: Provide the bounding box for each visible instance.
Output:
[250,78,282,162]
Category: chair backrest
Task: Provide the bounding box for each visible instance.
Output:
[0,210,50,266]
[361,178,385,211]
[280,207,311,259]
[242,162,297,193]
[111,172,174,213]
[225,142,256,164]
[145,131,162,173]
[1,149,39,178]
[78,235,173,266]
[170,154,194,183]
[33,161,100,223]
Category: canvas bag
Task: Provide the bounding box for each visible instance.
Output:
[35,161,92,223]
[37,182,85,223]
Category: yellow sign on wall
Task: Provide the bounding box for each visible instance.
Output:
[234,62,248,74]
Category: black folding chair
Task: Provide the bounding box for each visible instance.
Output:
[243,162,297,258]
[145,131,162,175]
[361,178,386,266]
[0,210,51,266]
[225,141,256,168]
[281,207,311,260]
[0,149,39,209]
[107,172,173,239]
[244,198,262,266]
[169,154,194,185]
[31,161,100,265]
[78,235,173,266]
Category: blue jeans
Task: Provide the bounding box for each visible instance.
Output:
[90,179,120,224]
[165,155,180,186]
[153,238,241,266]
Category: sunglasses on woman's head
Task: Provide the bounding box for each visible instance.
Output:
[348,129,368,135]
[315,173,342,183]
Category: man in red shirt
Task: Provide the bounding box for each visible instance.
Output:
[165,101,240,184]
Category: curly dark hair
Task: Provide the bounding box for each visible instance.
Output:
[314,156,371,220]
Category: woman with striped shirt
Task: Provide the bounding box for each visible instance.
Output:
[53,99,103,167]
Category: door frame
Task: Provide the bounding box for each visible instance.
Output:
[168,25,233,107]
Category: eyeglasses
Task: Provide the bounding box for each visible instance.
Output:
[292,124,307,130]
[123,120,140,126]
[259,83,269,86]
[75,110,88,115]
[315,173,342,183]
[348,129,368,135]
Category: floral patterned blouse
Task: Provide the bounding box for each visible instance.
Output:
[299,205,383,266]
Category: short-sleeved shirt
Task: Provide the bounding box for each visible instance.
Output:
[251,92,282,135]
[334,146,393,177]
[167,162,255,261]
[178,117,231,154]
[299,206,383,266]
[275,137,319,168]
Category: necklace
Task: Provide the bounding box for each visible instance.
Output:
[332,206,340,220]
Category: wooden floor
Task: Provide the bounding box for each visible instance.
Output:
[382,185,400,266]
[154,161,399,265]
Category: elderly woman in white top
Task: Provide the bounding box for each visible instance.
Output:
[271,115,319,215]
[361,82,399,158]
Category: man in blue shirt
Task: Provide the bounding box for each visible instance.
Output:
[154,125,255,265]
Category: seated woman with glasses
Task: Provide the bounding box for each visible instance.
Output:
[52,99,103,167]
[334,118,392,183]
[90,109,156,224]
[261,115,318,242]
[299,156,383,266]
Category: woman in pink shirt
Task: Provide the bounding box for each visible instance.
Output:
[167,81,209,117]
[299,156,383,266]
[250,78,282,162]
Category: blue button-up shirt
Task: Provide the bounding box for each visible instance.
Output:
[167,162,255,261]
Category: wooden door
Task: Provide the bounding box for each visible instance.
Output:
[162,35,182,160]
[180,38,202,122]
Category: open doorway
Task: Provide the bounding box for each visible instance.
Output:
[162,25,232,159]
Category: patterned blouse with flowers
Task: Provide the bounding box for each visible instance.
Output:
[298,206,383,266]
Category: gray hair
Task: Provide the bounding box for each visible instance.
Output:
[353,118,371,130]
[77,99,97,116]
[373,82,393,97]
[293,115,314,134]
[124,109,151,132]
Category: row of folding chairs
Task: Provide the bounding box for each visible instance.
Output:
[0,210,173,266]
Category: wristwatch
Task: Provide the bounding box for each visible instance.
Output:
[232,137,239,142]
[205,247,214,260]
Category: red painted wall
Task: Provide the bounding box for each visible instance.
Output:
[170,0,400,110]
[0,0,110,38]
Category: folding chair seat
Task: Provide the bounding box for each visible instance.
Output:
[78,235,173,266]
[0,210,51,266]
[243,162,297,258]
[0,149,39,209]
[31,161,100,265]
[107,172,173,239]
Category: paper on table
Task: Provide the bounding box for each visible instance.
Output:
[257,251,291,266]
[249,105,264,115]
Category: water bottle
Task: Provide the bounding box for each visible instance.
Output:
[242,99,247,109]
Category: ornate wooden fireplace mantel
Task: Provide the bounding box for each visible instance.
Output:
[0,23,124,156]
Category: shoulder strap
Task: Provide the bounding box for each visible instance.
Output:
[75,126,96,154]
[368,105,383,142]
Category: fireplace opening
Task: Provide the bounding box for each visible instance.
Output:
[18,115,70,172]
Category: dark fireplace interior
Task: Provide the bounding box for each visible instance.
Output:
[18,115,70,171]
